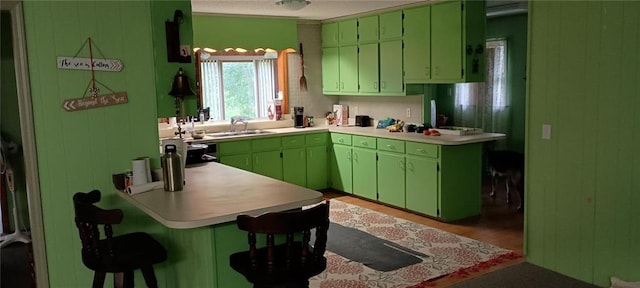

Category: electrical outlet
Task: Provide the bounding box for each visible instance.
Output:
[354,106,359,115]
[406,108,411,118]
[542,124,552,140]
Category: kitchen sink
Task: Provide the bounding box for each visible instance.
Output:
[206,130,274,138]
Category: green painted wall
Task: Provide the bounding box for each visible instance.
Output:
[152,0,198,118]
[22,1,168,286]
[526,1,640,286]
[192,14,298,51]
[1,10,29,231]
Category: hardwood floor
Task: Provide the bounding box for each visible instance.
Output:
[321,180,525,287]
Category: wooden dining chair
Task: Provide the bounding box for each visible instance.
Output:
[72,190,167,288]
[230,200,330,288]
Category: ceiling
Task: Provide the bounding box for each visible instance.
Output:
[191,0,528,21]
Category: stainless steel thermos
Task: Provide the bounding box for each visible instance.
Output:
[161,144,183,191]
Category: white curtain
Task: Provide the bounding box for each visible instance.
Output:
[454,40,509,148]
[200,59,222,120]
[256,59,277,118]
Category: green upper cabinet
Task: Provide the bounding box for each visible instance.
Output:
[404,0,485,84]
[338,19,359,45]
[339,45,359,93]
[358,15,379,44]
[403,5,431,83]
[431,1,462,81]
[379,10,403,41]
[322,47,340,93]
[358,43,380,94]
[322,22,339,47]
[379,40,404,94]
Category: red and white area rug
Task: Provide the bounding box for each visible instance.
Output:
[309,199,520,288]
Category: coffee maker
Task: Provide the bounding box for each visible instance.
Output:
[294,106,305,128]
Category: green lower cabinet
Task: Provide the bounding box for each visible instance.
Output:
[405,155,439,217]
[283,147,307,187]
[376,151,406,208]
[330,144,353,193]
[252,150,282,180]
[352,147,377,200]
[212,222,253,288]
[220,154,252,171]
[306,145,328,190]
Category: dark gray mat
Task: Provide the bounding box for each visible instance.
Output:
[451,262,599,288]
[325,222,425,272]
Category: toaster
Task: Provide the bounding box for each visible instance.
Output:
[355,115,371,127]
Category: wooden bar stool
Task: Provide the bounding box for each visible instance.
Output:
[73,190,167,288]
[230,200,330,288]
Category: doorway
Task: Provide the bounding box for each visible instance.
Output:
[0,1,47,287]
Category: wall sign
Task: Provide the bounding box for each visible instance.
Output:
[62,92,128,112]
[57,57,123,72]
[59,37,128,112]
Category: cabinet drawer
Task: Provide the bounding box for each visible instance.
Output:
[377,138,405,153]
[353,135,377,149]
[218,140,251,156]
[251,137,281,152]
[406,141,439,158]
[331,133,352,145]
[282,135,305,148]
[305,133,328,146]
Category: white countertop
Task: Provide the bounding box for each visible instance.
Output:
[179,125,504,146]
[117,162,324,229]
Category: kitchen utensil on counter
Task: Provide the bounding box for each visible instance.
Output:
[299,43,307,92]
[161,144,183,191]
[355,115,371,127]
[191,129,206,139]
[294,106,305,128]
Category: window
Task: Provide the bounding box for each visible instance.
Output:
[200,55,278,121]
[453,39,508,134]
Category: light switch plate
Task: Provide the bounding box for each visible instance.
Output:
[542,124,552,140]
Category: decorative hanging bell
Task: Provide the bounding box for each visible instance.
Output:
[169,68,196,98]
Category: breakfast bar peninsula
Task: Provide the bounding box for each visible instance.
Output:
[118,162,323,287]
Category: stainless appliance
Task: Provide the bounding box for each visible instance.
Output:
[355,115,371,127]
[294,106,305,128]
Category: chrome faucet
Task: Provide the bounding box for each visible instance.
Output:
[230,116,250,132]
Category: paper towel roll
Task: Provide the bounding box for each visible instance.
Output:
[132,159,149,185]
[125,181,164,195]
[143,157,152,183]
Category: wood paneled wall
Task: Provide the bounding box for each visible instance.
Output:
[526,1,640,286]
[22,1,165,286]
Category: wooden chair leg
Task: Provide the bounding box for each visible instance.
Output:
[123,270,134,288]
[92,271,106,288]
[113,272,124,288]
[140,266,159,288]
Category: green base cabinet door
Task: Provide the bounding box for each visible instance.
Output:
[220,154,252,171]
[253,150,282,180]
[405,155,439,217]
[330,144,353,193]
[377,151,406,208]
[283,147,307,187]
[352,147,377,200]
[306,145,328,190]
